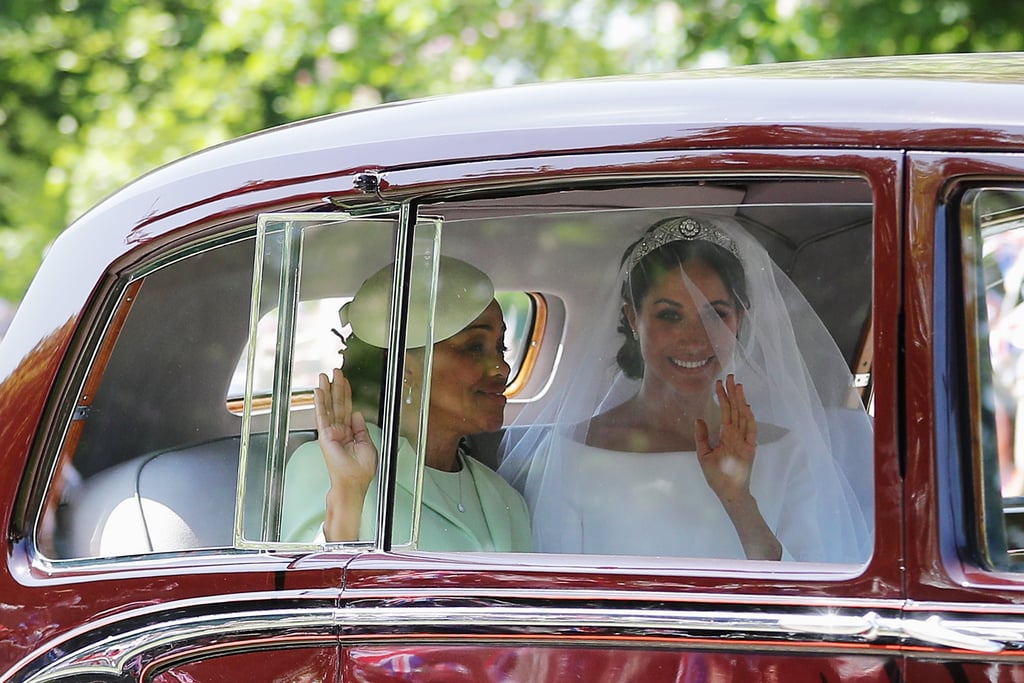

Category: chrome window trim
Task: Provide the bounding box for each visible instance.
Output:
[128,223,258,282]
[359,150,876,206]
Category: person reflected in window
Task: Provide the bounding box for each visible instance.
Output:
[500,215,872,562]
[282,256,531,551]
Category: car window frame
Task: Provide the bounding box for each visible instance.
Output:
[286,149,903,594]
[956,183,1024,571]
[27,226,264,566]
[906,151,1024,603]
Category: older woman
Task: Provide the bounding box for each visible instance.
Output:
[282,256,531,551]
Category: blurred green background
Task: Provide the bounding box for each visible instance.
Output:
[1,0,1022,315]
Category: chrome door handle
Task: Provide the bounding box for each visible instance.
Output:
[781,611,1006,653]
[901,615,1005,653]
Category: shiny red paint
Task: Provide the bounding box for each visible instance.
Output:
[345,644,898,682]
[149,645,338,682]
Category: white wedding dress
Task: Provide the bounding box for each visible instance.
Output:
[513,429,827,561]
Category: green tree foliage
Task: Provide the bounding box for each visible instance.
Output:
[1,0,1021,304]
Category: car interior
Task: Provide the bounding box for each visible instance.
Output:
[48,177,876,561]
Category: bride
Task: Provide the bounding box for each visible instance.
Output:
[499,214,872,563]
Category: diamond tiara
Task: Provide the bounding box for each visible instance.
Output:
[625,217,742,273]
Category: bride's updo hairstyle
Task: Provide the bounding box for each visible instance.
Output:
[617,216,749,379]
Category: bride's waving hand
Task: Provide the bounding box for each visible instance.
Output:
[695,375,757,505]
[696,376,780,560]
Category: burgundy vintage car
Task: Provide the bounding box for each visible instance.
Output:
[3,52,1024,682]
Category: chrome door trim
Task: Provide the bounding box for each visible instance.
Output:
[19,601,1024,682]
[12,607,338,683]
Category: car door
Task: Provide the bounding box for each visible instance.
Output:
[904,152,1024,681]
[246,149,908,681]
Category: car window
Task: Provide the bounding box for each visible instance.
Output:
[44,234,259,559]
[240,214,401,547]
[226,297,352,415]
[245,178,875,564]
[37,179,878,567]
[961,186,1024,569]
[405,178,875,563]
[235,216,541,549]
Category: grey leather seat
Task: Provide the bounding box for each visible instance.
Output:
[59,431,316,558]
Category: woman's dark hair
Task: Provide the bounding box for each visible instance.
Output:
[616,221,749,379]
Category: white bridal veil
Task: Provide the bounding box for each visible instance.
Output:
[498,214,873,564]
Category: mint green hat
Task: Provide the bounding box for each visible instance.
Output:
[340,256,494,348]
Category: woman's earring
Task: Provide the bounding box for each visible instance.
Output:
[404,382,414,405]
[632,328,639,341]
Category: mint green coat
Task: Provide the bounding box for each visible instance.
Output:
[281,424,531,551]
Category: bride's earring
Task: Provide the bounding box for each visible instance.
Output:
[404,381,414,405]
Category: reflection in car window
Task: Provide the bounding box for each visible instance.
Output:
[965,186,1024,569]
[229,297,352,404]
